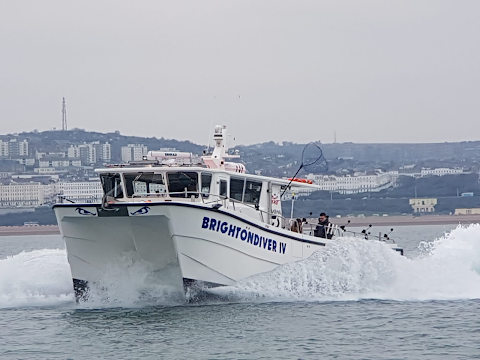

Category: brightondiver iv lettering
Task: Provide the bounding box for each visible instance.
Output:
[201,216,286,254]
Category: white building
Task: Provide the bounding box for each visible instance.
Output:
[68,144,96,165]
[0,182,45,207]
[12,174,60,181]
[34,168,66,174]
[39,158,82,168]
[0,141,8,157]
[395,167,467,179]
[35,151,67,159]
[0,139,29,157]
[306,171,394,194]
[93,141,111,163]
[409,198,437,213]
[121,144,148,162]
[58,181,103,203]
[420,168,465,177]
[68,142,111,164]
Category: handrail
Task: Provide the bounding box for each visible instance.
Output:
[56,195,98,204]
[340,229,395,243]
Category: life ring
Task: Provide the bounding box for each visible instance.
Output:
[271,217,280,227]
[287,178,314,185]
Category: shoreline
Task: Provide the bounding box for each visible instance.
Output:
[0,225,60,237]
[1,214,480,236]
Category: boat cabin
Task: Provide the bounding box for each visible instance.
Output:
[97,166,298,229]
[94,125,321,230]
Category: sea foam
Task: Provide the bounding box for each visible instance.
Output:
[0,249,74,308]
[211,224,480,302]
[1,224,480,308]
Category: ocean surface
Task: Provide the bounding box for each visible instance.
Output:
[1,224,480,359]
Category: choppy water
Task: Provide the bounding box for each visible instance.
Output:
[1,224,480,359]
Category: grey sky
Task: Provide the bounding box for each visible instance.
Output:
[1,1,479,146]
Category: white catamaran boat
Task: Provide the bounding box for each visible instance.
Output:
[53,125,403,300]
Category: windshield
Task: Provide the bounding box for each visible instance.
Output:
[100,173,124,199]
[201,172,212,197]
[244,180,262,206]
[167,172,198,197]
[124,172,166,197]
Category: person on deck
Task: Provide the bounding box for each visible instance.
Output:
[296,218,303,234]
[290,220,299,233]
[314,213,333,239]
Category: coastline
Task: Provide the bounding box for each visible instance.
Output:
[1,214,480,236]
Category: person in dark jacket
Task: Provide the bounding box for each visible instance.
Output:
[314,212,332,239]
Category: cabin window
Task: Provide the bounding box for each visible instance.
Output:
[220,180,227,197]
[167,172,198,197]
[100,173,124,199]
[244,180,262,206]
[201,173,212,197]
[124,172,166,197]
[230,177,245,201]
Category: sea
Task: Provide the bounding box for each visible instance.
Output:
[1,224,480,359]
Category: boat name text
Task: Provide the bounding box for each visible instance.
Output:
[201,216,287,254]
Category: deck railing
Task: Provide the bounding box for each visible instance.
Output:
[56,192,395,243]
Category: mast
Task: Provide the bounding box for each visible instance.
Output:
[202,125,241,171]
[62,97,68,131]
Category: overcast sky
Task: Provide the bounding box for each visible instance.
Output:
[1,1,479,146]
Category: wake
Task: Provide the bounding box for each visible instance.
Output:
[1,224,480,308]
[0,249,74,308]
[212,224,480,302]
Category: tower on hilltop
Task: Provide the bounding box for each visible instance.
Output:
[62,97,68,131]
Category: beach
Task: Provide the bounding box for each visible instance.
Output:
[0,225,60,237]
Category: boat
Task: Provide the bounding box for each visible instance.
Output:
[53,125,403,301]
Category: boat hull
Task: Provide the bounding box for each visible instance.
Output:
[53,202,327,300]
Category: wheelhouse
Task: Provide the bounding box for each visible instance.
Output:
[96,166,294,228]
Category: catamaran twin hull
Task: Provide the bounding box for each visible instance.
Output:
[54,202,334,299]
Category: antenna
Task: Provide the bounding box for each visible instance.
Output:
[334,131,337,144]
[205,96,216,154]
[62,97,68,131]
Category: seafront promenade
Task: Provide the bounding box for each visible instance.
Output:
[1,215,480,236]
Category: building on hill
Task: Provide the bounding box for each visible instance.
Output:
[39,157,82,168]
[68,142,111,165]
[68,144,95,164]
[121,144,148,162]
[409,198,437,213]
[35,151,67,159]
[92,141,111,163]
[0,139,29,158]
